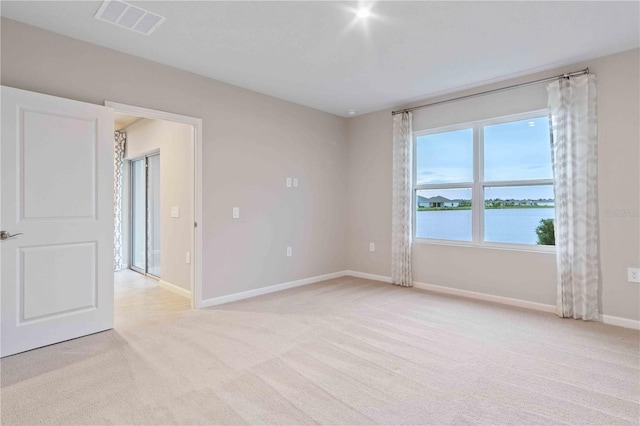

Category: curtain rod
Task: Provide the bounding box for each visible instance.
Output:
[391,68,589,116]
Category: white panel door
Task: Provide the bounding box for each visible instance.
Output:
[1,86,114,357]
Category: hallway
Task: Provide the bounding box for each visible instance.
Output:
[115,269,190,330]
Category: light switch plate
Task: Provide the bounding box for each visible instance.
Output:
[171,206,180,218]
[286,177,292,188]
[286,246,292,257]
[369,242,375,252]
[232,207,240,219]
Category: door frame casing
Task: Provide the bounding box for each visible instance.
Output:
[107,101,203,309]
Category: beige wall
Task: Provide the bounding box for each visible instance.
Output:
[125,120,163,158]
[125,119,193,292]
[347,48,640,321]
[0,18,349,300]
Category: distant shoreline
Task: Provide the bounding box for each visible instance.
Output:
[417,205,554,211]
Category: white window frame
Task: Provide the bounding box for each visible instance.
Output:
[412,109,555,252]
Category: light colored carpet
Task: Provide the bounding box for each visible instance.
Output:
[1,273,639,425]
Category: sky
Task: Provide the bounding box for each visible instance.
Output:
[416,116,554,200]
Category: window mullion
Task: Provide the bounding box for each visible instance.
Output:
[412,134,417,241]
[472,124,483,244]
[414,182,473,191]
[483,179,554,187]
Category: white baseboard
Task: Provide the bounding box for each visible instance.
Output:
[601,314,640,330]
[412,280,557,314]
[344,270,393,283]
[412,281,640,330]
[159,279,191,299]
[200,271,347,308]
[197,268,640,330]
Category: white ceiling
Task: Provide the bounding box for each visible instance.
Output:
[2,1,639,117]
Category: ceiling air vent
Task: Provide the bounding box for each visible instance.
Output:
[94,0,166,36]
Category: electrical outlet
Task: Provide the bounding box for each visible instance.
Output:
[628,267,640,283]
[286,177,292,188]
[186,252,190,264]
[232,207,239,219]
[369,242,375,252]
[293,178,298,187]
[286,246,292,257]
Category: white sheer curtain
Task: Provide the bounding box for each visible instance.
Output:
[391,111,413,287]
[114,131,126,271]
[547,74,600,320]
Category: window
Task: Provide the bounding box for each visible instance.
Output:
[413,111,555,248]
[130,153,162,277]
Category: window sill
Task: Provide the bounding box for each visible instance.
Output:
[412,238,556,254]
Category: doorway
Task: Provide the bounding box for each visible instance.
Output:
[130,153,161,278]
[109,101,203,310]
[113,114,192,327]
[0,88,203,357]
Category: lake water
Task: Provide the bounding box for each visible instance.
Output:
[415,208,555,245]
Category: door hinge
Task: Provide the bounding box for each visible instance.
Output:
[194,222,197,228]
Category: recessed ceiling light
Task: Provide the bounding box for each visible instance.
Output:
[528,121,536,127]
[94,0,166,35]
[356,8,370,18]
[348,109,356,115]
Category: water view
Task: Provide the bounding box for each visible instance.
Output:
[414,116,556,246]
[416,208,555,245]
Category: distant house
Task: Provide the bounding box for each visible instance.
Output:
[484,198,555,208]
[538,199,555,207]
[514,199,555,207]
[417,196,459,208]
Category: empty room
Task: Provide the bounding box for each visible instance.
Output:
[0,1,638,425]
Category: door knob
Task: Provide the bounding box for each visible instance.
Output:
[0,231,23,240]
